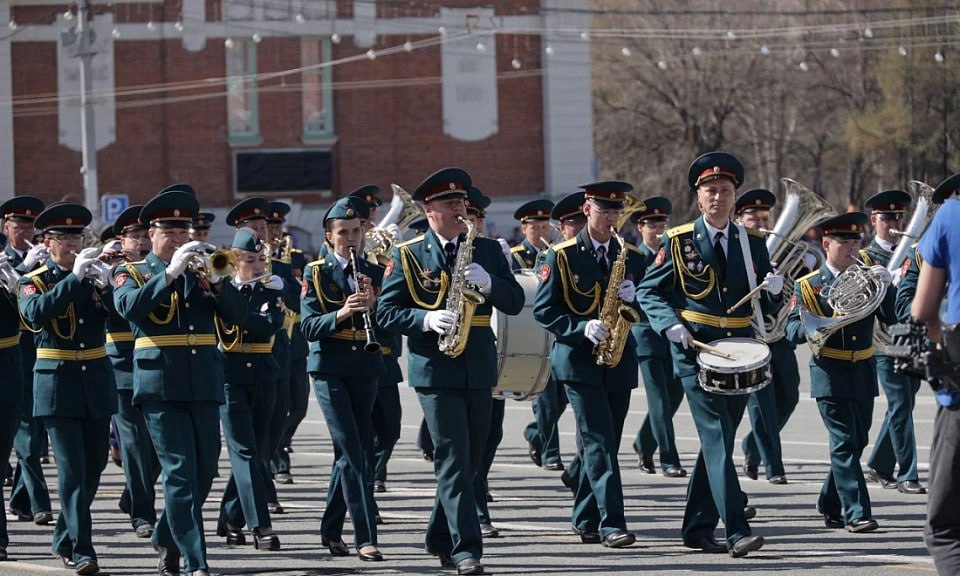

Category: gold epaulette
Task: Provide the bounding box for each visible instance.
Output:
[305,259,324,268]
[24,265,48,279]
[798,271,825,317]
[625,243,642,254]
[397,235,425,248]
[128,259,147,265]
[551,237,577,252]
[798,269,819,283]
[510,245,526,253]
[858,249,875,267]
[666,223,695,239]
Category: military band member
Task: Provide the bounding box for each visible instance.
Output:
[377,167,524,575]
[0,231,23,562]
[18,203,117,575]
[629,196,687,477]
[114,190,247,576]
[533,181,643,549]
[637,152,781,557]
[105,205,161,538]
[189,213,215,244]
[860,190,926,494]
[350,184,384,233]
[2,196,54,526]
[301,197,385,562]
[216,229,284,551]
[510,199,554,271]
[734,189,790,485]
[785,211,895,533]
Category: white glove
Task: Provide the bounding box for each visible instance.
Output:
[801,251,818,271]
[871,264,893,285]
[23,243,49,269]
[464,262,492,295]
[497,238,511,257]
[617,280,636,302]
[263,274,284,291]
[167,241,204,279]
[584,319,609,345]
[385,223,401,238]
[763,272,784,296]
[665,323,693,349]
[260,301,271,314]
[424,310,458,335]
[891,268,903,287]
[71,247,100,279]
[102,239,122,255]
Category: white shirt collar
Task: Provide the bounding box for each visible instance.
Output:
[875,236,896,252]
[703,219,730,240]
[589,235,610,254]
[826,263,843,278]
[334,252,350,270]
[435,231,459,249]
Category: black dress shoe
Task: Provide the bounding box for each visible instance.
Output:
[157,546,181,575]
[663,466,687,478]
[866,467,897,488]
[0,546,6,561]
[543,461,565,471]
[373,480,386,493]
[437,552,455,568]
[75,559,100,575]
[8,507,28,521]
[560,471,577,492]
[683,537,727,553]
[528,440,543,467]
[275,472,293,485]
[571,525,601,544]
[216,519,246,546]
[744,505,757,521]
[768,475,788,485]
[743,462,759,480]
[897,480,927,494]
[375,513,384,525]
[485,492,493,503]
[729,535,764,558]
[34,511,53,525]
[59,555,77,569]
[601,530,636,548]
[638,453,656,474]
[357,547,384,562]
[321,536,350,556]
[267,502,284,514]
[847,518,879,533]
[480,522,500,538]
[422,450,434,462]
[822,514,844,529]
[457,557,484,575]
[253,531,281,551]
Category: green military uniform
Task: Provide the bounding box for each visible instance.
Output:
[301,197,385,554]
[533,182,643,546]
[895,246,921,322]
[0,233,23,560]
[377,168,524,570]
[18,203,117,573]
[114,191,247,574]
[510,238,539,271]
[785,212,896,529]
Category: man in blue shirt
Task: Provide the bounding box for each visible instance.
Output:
[913,172,960,576]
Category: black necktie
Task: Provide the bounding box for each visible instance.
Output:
[343,262,353,280]
[714,231,727,272]
[597,245,609,277]
[240,284,253,297]
[444,242,457,269]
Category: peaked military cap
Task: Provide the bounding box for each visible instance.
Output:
[267,201,291,223]
[580,181,632,209]
[349,185,383,208]
[413,168,471,203]
[113,204,146,237]
[465,186,491,217]
[139,190,199,228]
[551,192,587,222]
[933,172,960,205]
[632,196,673,223]
[514,199,555,223]
[820,211,869,239]
[688,151,745,190]
[323,196,367,226]
[227,197,271,227]
[99,224,116,244]
[191,212,216,230]
[35,202,92,233]
[409,217,429,232]
[865,189,910,214]
[736,188,776,214]
[1,196,45,222]
[160,183,197,197]
[231,228,263,252]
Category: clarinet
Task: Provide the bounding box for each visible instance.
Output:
[348,247,381,353]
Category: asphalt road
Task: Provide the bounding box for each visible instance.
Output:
[2,345,939,575]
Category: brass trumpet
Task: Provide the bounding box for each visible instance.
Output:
[186,244,236,280]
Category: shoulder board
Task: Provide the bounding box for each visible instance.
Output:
[24,265,49,279]
[746,228,764,238]
[858,249,875,266]
[625,243,642,254]
[128,259,147,265]
[552,238,578,252]
[305,259,324,268]
[510,245,526,253]
[798,269,819,283]
[666,223,695,239]
[397,234,425,248]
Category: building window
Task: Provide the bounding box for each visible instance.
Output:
[301,38,335,142]
[226,39,260,145]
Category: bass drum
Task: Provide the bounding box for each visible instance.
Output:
[491,269,553,400]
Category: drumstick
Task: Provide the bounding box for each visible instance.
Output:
[690,339,737,361]
[725,280,770,314]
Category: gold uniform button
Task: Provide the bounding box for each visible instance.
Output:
[246,362,253,368]
[79,343,85,349]
[81,365,87,372]
[184,302,191,309]
[188,325,195,331]
[726,331,732,337]
[242,344,252,353]
[351,345,357,351]
[186,334,197,345]
[722,287,728,293]
[243,330,249,335]
[191,349,197,355]
[718,318,728,328]
[78,318,85,325]
[76,350,85,360]
[851,336,858,342]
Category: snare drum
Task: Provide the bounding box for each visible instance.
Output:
[491,270,553,401]
[696,337,771,395]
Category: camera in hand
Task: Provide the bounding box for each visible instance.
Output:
[887,318,960,393]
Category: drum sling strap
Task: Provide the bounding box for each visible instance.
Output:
[735,223,766,333]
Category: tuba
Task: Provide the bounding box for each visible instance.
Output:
[616,194,647,231]
[800,263,887,357]
[438,216,484,358]
[365,184,426,264]
[594,228,641,366]
[753,178,837,343]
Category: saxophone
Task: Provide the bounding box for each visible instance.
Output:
[595,228,641,366]
[438,216,485,358]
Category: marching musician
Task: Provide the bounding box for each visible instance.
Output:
[629,196,687,478]
[189,212,215,244]
[216,229,284,551]
[0,230,23,563]
[734,189,791,485]
[636,152,780,557]
[377,167,523,575]
[533,181,643,549]
[785,211,895,533]
[2,196,54,527]
[105,205,161,539]
[301,196,385,562]
[860,190,926,494]
[509,199,554,271]
[350,184,384,234]
[114,189,247,576]
[18,202,117,575]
